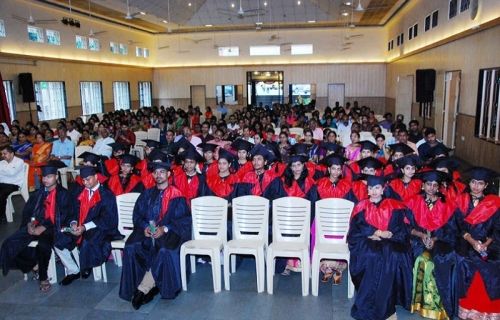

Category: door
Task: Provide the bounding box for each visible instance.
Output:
[190,85,206,108]
[328,83,345,107]
[395,75,413,124]
[442,71,461,148]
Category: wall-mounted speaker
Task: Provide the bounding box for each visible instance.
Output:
[18,73,35,103]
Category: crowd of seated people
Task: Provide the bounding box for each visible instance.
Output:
[0,102,498,319]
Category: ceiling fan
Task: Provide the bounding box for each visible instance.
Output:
[86,1,106,37]
[218,0,266,19]
[183,37,211,44]
[12,13,57,26]
[124,0,144,20]
[345,34,363,40]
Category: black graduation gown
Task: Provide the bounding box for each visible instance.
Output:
[119,186,192,300]
[0,185,75,275]
[76,185,119,271]
[347,199,413,320]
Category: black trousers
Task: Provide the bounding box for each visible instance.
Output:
[0,183,19,222]
[15,232,54,281]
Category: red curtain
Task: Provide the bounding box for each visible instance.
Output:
[0,72,12,124]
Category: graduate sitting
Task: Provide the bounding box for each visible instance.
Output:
[106,154,144,196]
[119,160,192,310]
[0,160,76,292]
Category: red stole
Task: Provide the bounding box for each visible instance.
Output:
[305,162,317,178]
[406,195,456,231]
[242,170,276,196]
[77,188,101,226]
[282,176,315,197]
[352,180,368,201]
[173,170,200,203]
[316,177,351,199]
[44,188,57,224]
[104,158,120,176]
[235,161,253,180]
[389,179,422,202]
[464,195,500,225]
[352,198,405,231]
[204,162,218,176]
[270,162,287,177]
[384,164,395,176]
[207,173,238,198]
[158,186,185,222]
[107,174,141,196]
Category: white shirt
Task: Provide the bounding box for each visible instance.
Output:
[0,156,25,186]
[92,136,115,158]
[227,123,240,131]
[67,129,82,145]
[83,183,101,231]
[188,135,202,148]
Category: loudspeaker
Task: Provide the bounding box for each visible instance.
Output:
[18,73,35,103]
[416,69,436,103]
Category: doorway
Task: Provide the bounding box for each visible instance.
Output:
[190,85,206,108]
[442,71,461,148]
[327,83,345,107]
[395,75,414,124]
[246,71,284,107]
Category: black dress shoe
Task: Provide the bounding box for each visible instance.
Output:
[143,287,159,304]
[131,290,146,310]
[81,269,92,279]
[59,273,80,286]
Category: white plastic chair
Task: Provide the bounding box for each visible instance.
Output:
[289,127,304,137]
[147,128,161,142]
[311,198,355,298]
[224,196,269,293]
[360,131,376,144]
[130,131,148,159]
[23,241,79,285]
[75,145,92,166]
[267,197,311,296]
[180,196,228,293]
[5,163,29,223]
[110,193,141,267]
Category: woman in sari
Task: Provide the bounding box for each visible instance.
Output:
[345,131,361,162]
[77,129,95,147]
[13,130,33,161]
[455,167,500,320]
[28,133,52,191]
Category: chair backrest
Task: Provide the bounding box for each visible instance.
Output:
[117,192,141,239]
[134,131,148,146]
[232,195,269,243]
[147,128,161,142]
[360,131,376,144]
[75,145,92,166]
[191,196,228,242]
[315,198,354,244]
[289,127,304,137]
[20,163,29,200]
[272,197,311,245]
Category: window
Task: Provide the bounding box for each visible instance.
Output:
[110,42,119,54]
[138,81,152,107]
[432,10,439,28]
[2,81,16,121]
[291,44,313,55]
[89,38,100,51]
[400,33,404,45]
[249,45,280,56]
[28,26,44,43]
[413,24,418,38]
[119,43,128,55]
[460,0,470,12]
[408,26,413,40]
[143,48,149,58]
[80,82,103,115]
[216,85,237,105]
[425,15,431,32]
[218,47,239,57]
[397,35,400,46]
[46,29,60,45]
[0,19,6,37]
[136,47,144,57]
[388,41,391,51]
[75,35,87,49]
[112,82,130,110]
[35,81,67,121]
[390,40,394,50]
[449,0,458,19]
[475,67,500,143]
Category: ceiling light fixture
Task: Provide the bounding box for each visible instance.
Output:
[231,3,235,8]
[345,1,352,5]
[205,24,213,27]
[139,11,146,15]
[188,2,192,7]
[162,20,168,23]
[307,20,316,23]
[255,21,263,25]
[263,1,268,6]
[342,11,349,16]
[297,0,301,5]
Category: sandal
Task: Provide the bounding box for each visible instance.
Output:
[32,268,39,281]
[333,272,342,285]
[321,272,334,283]
[39,280,51,292]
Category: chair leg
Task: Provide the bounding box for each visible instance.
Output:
[71,247,80,269]
[256,248,265,293]
[180,247,188,291]
[93,266,102,281]
[101,263,108,283]
[223,247,231,291]
[190,255,196,273]
[347,265,354,299]
[231,255,236,274]
[211,249,221,293]
[5,197,13,223]
[266,251,274,295]
[301,255,310,297]
[311,251,320,296]
[48,249,57,284]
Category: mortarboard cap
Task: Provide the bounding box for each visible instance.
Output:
[79,166,97,179]
[41,160,66,176]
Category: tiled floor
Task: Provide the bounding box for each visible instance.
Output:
[0,196,422,320]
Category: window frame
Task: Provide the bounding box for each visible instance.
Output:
[0,19,6,37]
[138,81,153,107]
[112,81,131,111]
[34,81,68,121]
[27,25,44,43]
[45,29,61,45]
[2,80,16,121]
[460,0,470,13]
[432,10,439,28]
[424,15,431,32]
[80,81,104,115]
[449,0,458,19]
[475,67,500,144]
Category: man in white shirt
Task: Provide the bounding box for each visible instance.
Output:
[182,126,201,148]
[0,146,25,224]
[92,127,115,158]
[309,119,324,141]
[67,121,81,145]
[226,115,240,132]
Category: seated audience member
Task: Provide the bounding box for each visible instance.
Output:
[71,166,119,279]
[408,120,423,144]
[106,154,144,196]
[0,161,75,292]
[50,127,74,167]
[0,146,25,224]
[92,127,115,158]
